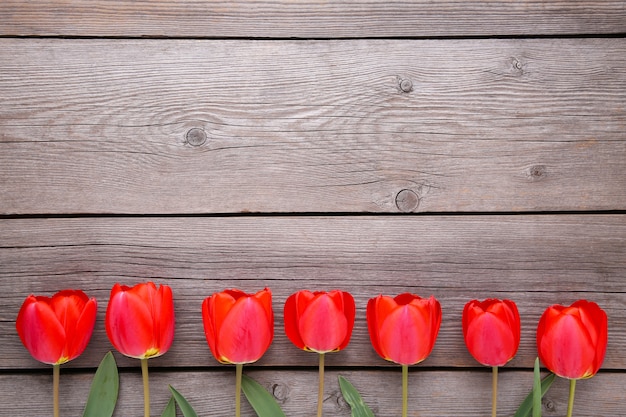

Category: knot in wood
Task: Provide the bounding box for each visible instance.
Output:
[527,164,547,181]
[543,398,556,412]
[510,57,525,76]
[334,390,349,409]
[399,78,413,93]
[271,383,290,403]
[186,128,207,146]
[395,189,419,212]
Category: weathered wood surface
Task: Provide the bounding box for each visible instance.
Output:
[1,1,625,38]
[1,369,624,416]
[2,38,625,214]
[2,215,624,371]
[2,1,624,415]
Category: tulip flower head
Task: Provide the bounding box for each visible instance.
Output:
[16,289,97,365]
[537,300,608,380]
[285,290,355,417]
[284,290,356,354]
[462,298,521,367]
[367,293,442,365]
[105,282,175,360]
[202,288,274,364]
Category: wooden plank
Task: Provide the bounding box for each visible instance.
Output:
[1,368,624,416]
[2,215,624,370]
[1,1,625,38]
[1,38,625,214]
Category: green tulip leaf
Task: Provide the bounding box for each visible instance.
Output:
[513,360,556,417]
[169,385,199,417]
[82,351,119,417]
[241,374,287,417]
[160,396,176,417]
[338,375,375,417]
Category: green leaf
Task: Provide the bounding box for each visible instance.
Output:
[82,351,119,417]
[241,374,286,417]
[169,385,199,417]
[160,396,176,417]
[338,375,375,417]
[513,360,556,417]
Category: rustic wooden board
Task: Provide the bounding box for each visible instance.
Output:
[2,215,624,370]
[1,1,625,38]
[1,38,625,214]
[2,368,624,416]
[2,2,623,417]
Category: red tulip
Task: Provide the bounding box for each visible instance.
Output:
[367,293,441,365]
[462,299,521,367]
[105,282,175,359]
[284,290,355,353]
[16,289,97,365]
[537,300,608,379]
[202,288,274,364]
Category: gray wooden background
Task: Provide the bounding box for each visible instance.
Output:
[1,1,625,416]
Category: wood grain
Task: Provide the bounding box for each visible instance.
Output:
[2,3,624,415]
[1,38,625,214]
[2,215,624,370]
[1,1,625,38]
[1,368,624,416]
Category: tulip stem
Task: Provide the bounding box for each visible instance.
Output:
[235,363,243,417]
[402,364,408,417]
[317,353,325,417]
[53,364,60,417]
[492,366,498,417]
[566,379,576,417]
[141,358,150,417]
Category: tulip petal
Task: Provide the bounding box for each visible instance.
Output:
[218,297,273,363]
[105,283,175,359]
[411,296,442,348]
[462,300,481,336]
[211,292,237,333]
[16,297,65,364]
[394,293,420,305]
[284,290,354,354]
[203,288,273,364]
[379,304,431,365]
[299,293,348,353]
[130,281,157,304]
[155,284,175,354]
[254,288,273,323]
[537,302,608,379]
[67,297,97,361]
[502,300,522,342]
[366,296,393,360]
[49,290,97,362]
[47,292,81,362]
[573,300,608,374]
[336,291,356,351]
[201,297,220,360]
[465,311,517,366]
[295,291,316,318]
[572,301,608,377]
[539,313,596,379]
[106,288,155,358]
[367,294,441,365]
[284,292,307,350]
[17,290,97,365]
[462,299,520,367]
[224,288,247,299]
[50,290,87,330]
